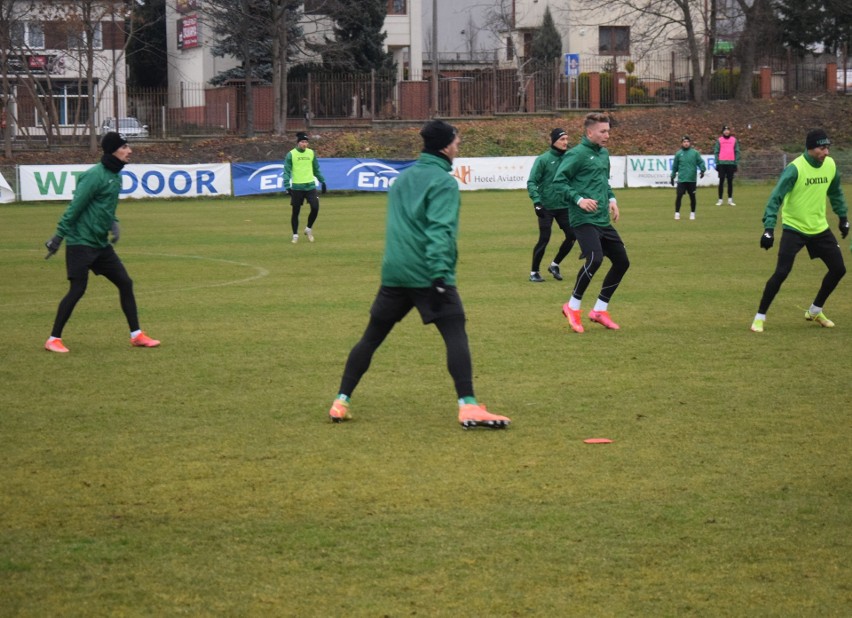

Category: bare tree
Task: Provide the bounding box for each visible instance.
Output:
[3,1,131,152]
[0,0,35,157]
[732,0,777,102]
[566,0,716,103]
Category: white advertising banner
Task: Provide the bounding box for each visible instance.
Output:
[19,163,232,201]
[450,155,626,191]
[451,156,535,191]
[0,170,15,203]
[626,154,718,188]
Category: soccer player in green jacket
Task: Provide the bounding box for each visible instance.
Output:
[327,120,510,429]
[750,129,849,333]
[553,112,630,333]
[526,128,576,282]
[43,132,160,353]
[670,135,706,220]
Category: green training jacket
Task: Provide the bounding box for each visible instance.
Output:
[380,152,459,287]
[671,147,706,183]
[553,136,616,228]
[54,162,121,248]
[762,152,847,234]
[527,146,568,211]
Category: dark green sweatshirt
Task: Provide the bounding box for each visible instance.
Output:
[380,152,459,287]
[55,163,121,248]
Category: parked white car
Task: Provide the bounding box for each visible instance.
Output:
[837,69,852,93]
[100,117,149,138]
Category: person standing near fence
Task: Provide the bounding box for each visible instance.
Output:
[714,125,740,206]
[526,128,576,282]
[282,131,327,243]
[554,112,630,333]
[671,135,706,220]
[42,132,160,353]
[750,128,848,333]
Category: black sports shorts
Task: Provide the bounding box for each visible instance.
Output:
[65,244,127,280]
[779,227,842,261]
[369,285,465,325]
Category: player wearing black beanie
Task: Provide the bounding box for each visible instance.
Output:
[43,132,161,352]
[526,128,575,282]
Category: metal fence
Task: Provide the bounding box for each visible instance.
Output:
[4,51,846,142]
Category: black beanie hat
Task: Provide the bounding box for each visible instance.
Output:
[721,125,730,133]
[550,128,567,145]
[296,132,309,142]
[101,131,128,154]
[420,120,457,151]
[805,129,830,149]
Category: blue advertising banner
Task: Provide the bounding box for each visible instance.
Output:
[232,158,417,196]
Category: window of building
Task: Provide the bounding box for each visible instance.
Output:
[523,32,533,60]
[387,0,406,14]
[35,81,92,126]
[506,35,514,61]
[598,26,629,55]
[68,23,103,50]
[10,22,45,49]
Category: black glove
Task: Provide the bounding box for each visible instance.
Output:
[840,217,849,239]
[700,171,705,179]
[321,182,327,195]
[533,203,544,218]
[44,235,62,259]
[110,221,120,244]
[285,188,291,197]
[429,278,448,311]
[670,178,675,186]
[732,166,738,173]
[760,229,774,250]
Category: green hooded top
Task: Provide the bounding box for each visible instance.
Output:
[671,146,706,183]
[380,152,459,287]
[553,136,616,228]
[55,162,121,248]
[527,146,568,211]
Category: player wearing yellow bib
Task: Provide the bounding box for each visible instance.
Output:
[750,129,849,333]
[282,131,327,243]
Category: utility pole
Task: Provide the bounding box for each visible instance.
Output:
[432,0,438,116]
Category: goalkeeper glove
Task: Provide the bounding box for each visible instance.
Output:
[44,235,62,259]
[760,229,774,250]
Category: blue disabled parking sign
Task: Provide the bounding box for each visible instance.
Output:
[564,54,580,77]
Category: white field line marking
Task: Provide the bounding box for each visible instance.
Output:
[2,250,271,309]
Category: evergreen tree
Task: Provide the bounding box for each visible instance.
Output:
[317,0,394,72]
[777,0,851,55]
[530,7,561,67]
[127,0,168,89]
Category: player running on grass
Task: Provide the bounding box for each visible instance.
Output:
[526,128,576,282]
[327,120,510,429]
[553,112,630,333]
[750,128,848,333]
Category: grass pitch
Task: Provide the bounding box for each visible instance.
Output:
[1,185,850,616]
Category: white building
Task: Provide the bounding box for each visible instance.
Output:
[2,1,128,138]
[164,0,422,110]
